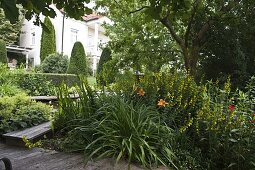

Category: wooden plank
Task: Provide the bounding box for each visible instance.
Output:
[3,122,52,146]
[31,96,57,101]
[3,122,51,140]
[31,94,80,101]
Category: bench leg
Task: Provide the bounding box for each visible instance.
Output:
[0,157,13,170]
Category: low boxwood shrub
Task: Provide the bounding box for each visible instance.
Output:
[0,94,52,134]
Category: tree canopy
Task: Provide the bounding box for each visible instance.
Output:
[0,0,92,25]
[97,0,255,76]
[0,9,22,44]
[104,10,181,73]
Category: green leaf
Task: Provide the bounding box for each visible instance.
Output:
[0,0,19,24]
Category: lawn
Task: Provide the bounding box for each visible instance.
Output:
[87,76,96,86]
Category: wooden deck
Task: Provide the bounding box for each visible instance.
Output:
[0,143,167,170]
[0,142,85,170]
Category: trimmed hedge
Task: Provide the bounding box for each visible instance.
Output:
[40,17,56,62]
[20,73,79,87]
[0,39,7,64]
[67,42,87,75]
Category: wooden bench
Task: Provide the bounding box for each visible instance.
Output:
[2,122,52,146]
[30,94,79,102]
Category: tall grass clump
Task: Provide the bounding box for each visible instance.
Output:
[53,77,96,132]
[82,96,177,168]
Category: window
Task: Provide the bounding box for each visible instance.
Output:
[71,29,78,43]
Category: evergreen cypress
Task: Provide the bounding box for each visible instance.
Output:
[67,42,87,75]
[0,39,7,64]
[96,47,112,86]
[40,17,56,62]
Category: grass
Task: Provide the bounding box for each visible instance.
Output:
[87,76,96,86]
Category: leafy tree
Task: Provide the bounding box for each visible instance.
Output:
[0,9,22,44]
[0,39,7,63]
[40,17,56,62]
[198,3,255,89]
[0,0,92,25]
[97,0,255,76]
[96,47,112,86]
[67,42,87,75]
[104,11,181,73]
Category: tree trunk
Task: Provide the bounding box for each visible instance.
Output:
[182,46,199,77]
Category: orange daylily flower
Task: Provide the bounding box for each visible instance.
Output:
[137,88,145,96]
[157,99,169,107]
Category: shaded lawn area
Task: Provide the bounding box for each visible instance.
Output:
[87,76,96,86]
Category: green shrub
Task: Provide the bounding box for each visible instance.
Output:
[0,39,7,64]
[39,73,79,87]
[193,80,255,169]
[246,75,255,100]
[96,47,112,86]
[102,58,119,85]
[111,70,136,95]
[67,42,87,75]
[0,94,51,134]
[17,73,55,96]
[0,64,25,96]
[39,53,68,73]
[40,17,56,62]
[111,70,201,130]
[0,83,25,97]
[15,72,79,87]
[0,63,19,84]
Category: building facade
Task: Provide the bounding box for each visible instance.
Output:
[19,6,110,74]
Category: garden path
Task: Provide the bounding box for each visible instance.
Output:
[0,143,168,170]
